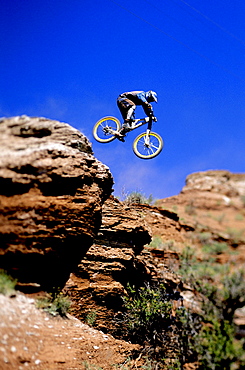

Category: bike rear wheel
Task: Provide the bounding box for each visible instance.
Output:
[133,132,163,159]
[93,116,121,143]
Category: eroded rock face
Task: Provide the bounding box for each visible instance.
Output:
[0,116,113,290]
[182,170,245,197]
[65,196,152,328]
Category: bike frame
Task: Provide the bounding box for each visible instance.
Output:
[129,116,152,130]
[104,116,154,136]
[122,117,154,146]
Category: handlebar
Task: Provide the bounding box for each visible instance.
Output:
[145,116,157,122]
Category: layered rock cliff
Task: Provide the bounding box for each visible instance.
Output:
[0,116,113,291]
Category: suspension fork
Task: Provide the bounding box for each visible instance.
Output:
[147,118,153,131]
[145,118,153,146]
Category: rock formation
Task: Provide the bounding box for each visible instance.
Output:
[65,198,194,330]
[65,196,152,328]
[183,170,245,196]
[66,170,245,336]
[0,116,113,290]
[0,117,244,368]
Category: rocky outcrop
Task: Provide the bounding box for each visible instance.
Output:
[159,170,245,213]
[1,154,245,367]
[65,198,197,330]
[65,196,152,329]
[0,116,113,291]
[183,170,245,196]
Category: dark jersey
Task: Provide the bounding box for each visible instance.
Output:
[118,91,149,105]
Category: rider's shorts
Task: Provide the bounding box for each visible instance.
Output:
[117,97,136,119]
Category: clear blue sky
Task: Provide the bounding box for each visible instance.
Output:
[1,0,244,199]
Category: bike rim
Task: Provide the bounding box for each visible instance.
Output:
[133,132,163,159]
[93,117,120,143]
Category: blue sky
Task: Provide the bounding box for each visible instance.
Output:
[1,0,244,199]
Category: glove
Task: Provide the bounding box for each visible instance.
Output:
[149,113,157,121]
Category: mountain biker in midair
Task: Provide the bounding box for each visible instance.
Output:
[116,90,158,141]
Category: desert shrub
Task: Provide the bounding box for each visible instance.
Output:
[177,245,245,369]
[202,241,229,255]
[116,273,245,369]
[195,232,212,245]
[147,235,163,249]
[146,236,177,251]
[36,289,71,317]
[147,237,176,251]
[196,318,241,370]
[122,283,172,343]
[219,270,245,320]
[226,227,244,244]
[179,245,233,284]
[118,283,199,367]
[0,269,17,295]
[85,309,97,326]
[178,245,198,277]
[124,191,154,205]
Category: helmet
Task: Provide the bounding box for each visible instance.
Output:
[146,90,158,103]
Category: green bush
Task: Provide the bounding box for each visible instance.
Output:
[177,244,245,369]
[85,309,97,326]
[118,283,198,367]
[118,246,245,369]
[146,235,163,249]
[0,269,17,295]
[202,241,229,255]
[36,289,71,317]
[122,284,172,343]
[197,318,241,370]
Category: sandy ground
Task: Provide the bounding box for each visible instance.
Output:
[0,293,139,370]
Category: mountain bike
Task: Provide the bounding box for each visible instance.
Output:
[92,116,163,159]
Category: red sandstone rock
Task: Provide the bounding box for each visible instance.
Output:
[0,116,113,290]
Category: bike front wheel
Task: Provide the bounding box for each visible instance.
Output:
[93,116,121,143]
[133,132,163,159]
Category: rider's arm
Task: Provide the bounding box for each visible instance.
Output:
[136,92,154,117]
[142,102,154,117]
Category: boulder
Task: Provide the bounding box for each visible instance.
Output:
[0,116,113,290]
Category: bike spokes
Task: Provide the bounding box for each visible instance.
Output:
[93,116,121,143]
[133,132,163,159]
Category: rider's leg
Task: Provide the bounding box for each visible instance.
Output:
[117,99,135,122]
[120,105,136,134]
[125,106,135,123]
[116,99,135,140]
